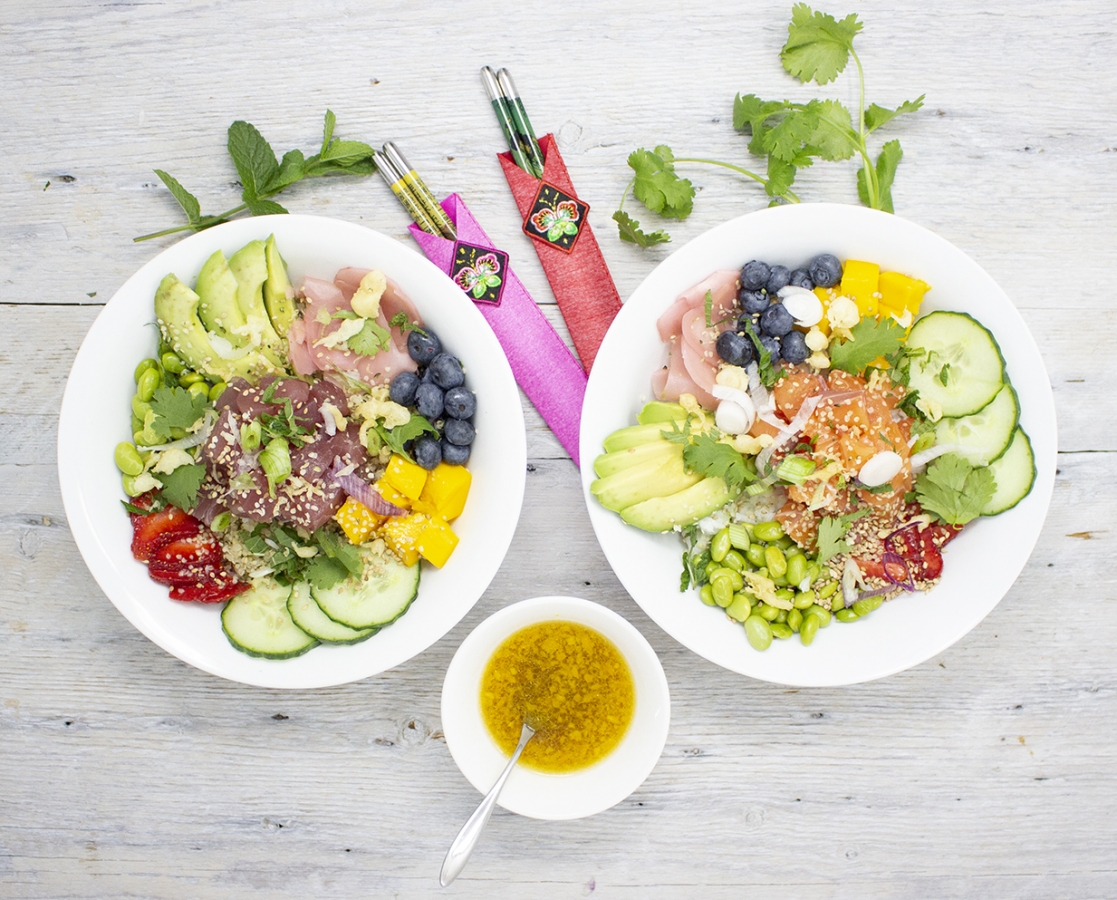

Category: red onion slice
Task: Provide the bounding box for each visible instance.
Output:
[881,550,916,592]
[329,460,405,517]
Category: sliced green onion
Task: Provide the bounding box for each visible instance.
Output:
[210,511,232,532]
[776,454,816,486]
[259,437,291,498]
[746,481,772,496]
[240,420,262,451]
[727,523,751,551]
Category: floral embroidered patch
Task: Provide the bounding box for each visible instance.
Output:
[523,182,589,253]
[450,242,508,305]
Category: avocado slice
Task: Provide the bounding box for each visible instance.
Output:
[620,477,740,533]
[602,419,686,453]
[228,240,285,363]
[195,250,249,346]
[154,274,277,383]
[263,235,295,336]
[637,401,688,425]
[593,439,679,479]
[591,449,702,512]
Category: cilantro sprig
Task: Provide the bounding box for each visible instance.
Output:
[136,111,376,242]
[663,421,757,490]
[149,385,209,440]
[828,315,906,375]
[915,454,995,526]
[615,5,924,244]
[816,507,871,563]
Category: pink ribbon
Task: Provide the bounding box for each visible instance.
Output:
[409,194,586,466]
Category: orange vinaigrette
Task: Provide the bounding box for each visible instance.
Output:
[479,621,635,773]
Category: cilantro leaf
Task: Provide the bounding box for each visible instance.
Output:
[227,120,280,203]
[305,556,350,591]
[378,415,439,460]
[389,312,426,335]
[816,508,871,563]
[347,319,392,357]
[864,96,925,133]
[857,138,904,213]
[915,454,995,526]
[613,210,671,247]
[628,146,694,219]
[828,315,906,374]
[316,530,364,578]
[810,99,858,161]
[681,433,755,489]
[157,463,206,511]
[149,386,209,439]
[781,4,862,86]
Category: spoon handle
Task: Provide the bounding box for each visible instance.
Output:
[440,722,535,887]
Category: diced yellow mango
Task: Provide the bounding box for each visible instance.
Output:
[840,259,880,317]
[383,453,428,501]
[417,516,459,568]
[334,497,384,545]
[419,463,472,522]
[375,480,411,511]
[381,512,429,567]
[812,287,835,336]
[878,270,930,318]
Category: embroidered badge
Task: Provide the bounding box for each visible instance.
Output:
[523,182,589,253]
[450,242,508,305]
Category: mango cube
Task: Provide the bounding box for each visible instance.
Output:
[417,516,459,568]
[334,497,384,545]
[375,480,411,511]
[878,270,930,319]
[419,463,472,522]
[383,453,428,501]
[381,512,429,567]
[840,259,880,317]
[812,287,835,336]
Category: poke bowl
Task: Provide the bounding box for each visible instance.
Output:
[59,215,526,689]
[580,203,1055,686]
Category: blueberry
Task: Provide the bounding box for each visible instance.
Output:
[412,435,442,470]
[388,371,420,407]
[808,254,843,288]
[443,417,475,446]
[760,302,795,337]
[407,329,442,365]
[443,385,476,419]
[715,330,756,367]
[780,330,810,364]
[415,382,444,420]
[766,265,790,294]
[441,439,471,466]
[427,353,465,389]
[740,260,771,291]
[789,268,814,290]
[738,288,769,314]
[759,334,781,359]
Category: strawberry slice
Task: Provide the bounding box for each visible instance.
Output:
[131,506,202,561]
[151,533,224,569]
[169,579,250,603]
[148,559,234,587]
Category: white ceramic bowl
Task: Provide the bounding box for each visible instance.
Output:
[441,596,670,820]
[58,215,526,689]
[580,203,1056,687]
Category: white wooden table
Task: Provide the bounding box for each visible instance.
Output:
[3,1,1116,896]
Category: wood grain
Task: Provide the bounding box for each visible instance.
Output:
[2,0,1115,897]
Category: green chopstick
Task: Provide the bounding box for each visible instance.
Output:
[481,66,535,177]
[496,68,545,178]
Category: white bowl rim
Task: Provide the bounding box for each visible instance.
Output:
[440,595,671,820]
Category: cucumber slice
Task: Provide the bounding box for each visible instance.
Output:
[981,427,1037,516]
[934,383,1019,466]
[221,579,318,659]
[287,582,377,645]
[906,311,1005,417]
[311,549,420,630]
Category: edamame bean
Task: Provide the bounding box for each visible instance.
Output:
[114,442,144,476]
[179,371,205,386]
[765,545,788,578]
[799,614,819,646]
[757,603,780,622]
[806,563,821,584]
[699,584,716,606]
[134,358,159,383]
[745,544,767,568]
[793,590,815,609]
[785,553,808,587]
[774,609,788,624]
[710,528,731,563]
[726,595,752,622]
[161,352,185,374]
[169,426,187,440]
[132,397,152,420]
[818,581,839,599]
[722,549,746,573]
[852,598,874,617]
[135,427,160,447]
[774,589,795,605]
[187,381,210,400]
[705,561,721,582]
[121,473,147,497]
[712,577,735,608]
[752,520,784,543]
[775,536,795,551]
[209,382,227,402]
[770,622,793,640]
[805,605,831,628]
[787,608,803,632]
[744,615,773,651]
[710,567,743,591]
[835,607,860,622]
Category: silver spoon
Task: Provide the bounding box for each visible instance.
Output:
[440,721,535,887]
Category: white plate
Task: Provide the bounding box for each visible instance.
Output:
[58,215,526,689]
[580,203,1056,687]
[441,596,670,820]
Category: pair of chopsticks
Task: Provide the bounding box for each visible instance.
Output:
[375,142,456,239]
[480,67,545,179]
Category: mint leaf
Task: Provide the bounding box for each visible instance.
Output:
[320,109,337,155]
[865,96,925,133]
[270,149,307,191]
[628,146,694,219]
[915,454,996,526]
[829,315,906,375]
[320,140,375,166]
[227,120,280,203]
[613,210,671,246]
[781,3,862,85]
[153,170,201,222]
[157,463,206,511]
[245,197,288,216]
[347,319,392,357]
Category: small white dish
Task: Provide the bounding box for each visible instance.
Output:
[58,215,526,689]
[441,596,670,820]
[580,203,1056,687]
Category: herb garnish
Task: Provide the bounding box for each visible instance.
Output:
[157,463,207,511]
[816,507,872,563]
[828,315,906,374]
[148,386,209,440]
[915,454,996,526]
